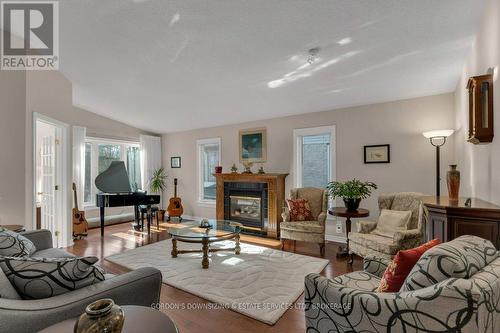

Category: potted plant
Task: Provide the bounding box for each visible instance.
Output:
[327,179,377,211]
[149,168,168,221]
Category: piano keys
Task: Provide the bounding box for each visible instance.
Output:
[95,161,160,236]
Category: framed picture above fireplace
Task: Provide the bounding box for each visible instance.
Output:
[239,128,267,163]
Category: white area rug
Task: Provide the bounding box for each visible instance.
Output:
[105,240,329,325]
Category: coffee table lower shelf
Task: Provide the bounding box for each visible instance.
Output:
[171,232,241,269]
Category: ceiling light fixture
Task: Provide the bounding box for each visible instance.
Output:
[307,47,320,64]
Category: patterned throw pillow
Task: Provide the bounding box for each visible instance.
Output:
[287,199,314,221]
[376,239,441,292]
[401,235,498,292]
[0,228,36,257]
[0,256,105,299]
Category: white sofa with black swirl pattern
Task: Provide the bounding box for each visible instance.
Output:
[305,235,500,333]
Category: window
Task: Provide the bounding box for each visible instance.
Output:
[98,144,121,174]
[126,146,141,191]
[83,143,92,203]
[83,138,141,206]
[293,126,335,188]
[197,138,221,203]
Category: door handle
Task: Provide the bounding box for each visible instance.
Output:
[37,192,44,195]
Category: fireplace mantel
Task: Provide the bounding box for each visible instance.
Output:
[214,173,288,238]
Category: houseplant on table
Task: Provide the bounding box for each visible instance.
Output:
[149,168,168,221]
[327,179,377,211]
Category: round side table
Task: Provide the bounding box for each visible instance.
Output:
[328,207,369,264]
[39,305,178,333]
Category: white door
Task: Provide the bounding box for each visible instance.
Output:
[40,134,57,242]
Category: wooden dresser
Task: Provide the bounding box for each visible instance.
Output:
[423,196,500,248]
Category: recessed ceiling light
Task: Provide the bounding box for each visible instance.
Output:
[337,37,352,45]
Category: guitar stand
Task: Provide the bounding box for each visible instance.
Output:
[167,215,182,222]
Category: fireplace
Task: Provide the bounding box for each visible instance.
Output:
[230,196,262,222]
[224,182,267,232]
[215,173,288,239]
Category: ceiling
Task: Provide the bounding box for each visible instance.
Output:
[60,0,486,133]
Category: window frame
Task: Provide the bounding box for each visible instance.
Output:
[196,137,221,206]
[83,137,141,208]
[293,125,336,188]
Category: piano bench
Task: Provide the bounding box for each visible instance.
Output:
[139,206,160,229]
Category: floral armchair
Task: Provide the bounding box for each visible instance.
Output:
[305,235,500,333]
[348,192,426,260]
[281,188,328,256]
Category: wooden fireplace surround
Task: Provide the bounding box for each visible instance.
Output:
[214,173,288,239]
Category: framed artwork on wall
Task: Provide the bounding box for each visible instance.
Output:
[364,144,390,163]
[239,128,267,163]
[171,156,181,168]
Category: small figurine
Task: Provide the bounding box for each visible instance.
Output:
[258,165,265,174]
[230,163,238,173]
[200,218,211,228]
[242,161,253,174]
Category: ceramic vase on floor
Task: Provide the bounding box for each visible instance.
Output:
[447,165,460,202]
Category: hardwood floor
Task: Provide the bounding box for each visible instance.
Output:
[65,221,363,333]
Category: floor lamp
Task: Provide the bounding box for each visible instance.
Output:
[422,129,454,196]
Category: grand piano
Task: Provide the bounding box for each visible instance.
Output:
[95,161,160,236]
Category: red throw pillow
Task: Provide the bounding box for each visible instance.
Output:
[286,199,314,221]
[376,239,441,292]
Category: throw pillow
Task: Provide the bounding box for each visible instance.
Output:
[376,239,441,292]
[0,256,105,299]
[0,228,36,257]
[401,235,498,292]
[372,209,412,238]
[286,199,314,221]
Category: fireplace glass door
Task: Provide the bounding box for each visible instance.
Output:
[230,196,261,222]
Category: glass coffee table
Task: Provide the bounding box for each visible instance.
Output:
[166,220,243,269]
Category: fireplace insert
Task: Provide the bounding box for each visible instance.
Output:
[224,182,267,232]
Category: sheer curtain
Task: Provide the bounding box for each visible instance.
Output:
[140,135,162,193]
[72,126,86,209]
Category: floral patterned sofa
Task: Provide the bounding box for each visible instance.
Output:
[305,235,500,333]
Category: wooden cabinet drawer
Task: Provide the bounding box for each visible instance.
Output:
[451,218,499,248]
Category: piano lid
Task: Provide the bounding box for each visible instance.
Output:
[95,161,132,193]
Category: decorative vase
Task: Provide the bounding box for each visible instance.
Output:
[215,166,223,173]
[343,198,361,212]
[447,164,460,202]
[74,299,124,333]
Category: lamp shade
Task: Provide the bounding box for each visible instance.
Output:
[422,129,454,139]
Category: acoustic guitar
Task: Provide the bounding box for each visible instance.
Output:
[72,182,88,238]
[167,178,184,221]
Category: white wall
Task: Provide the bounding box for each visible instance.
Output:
[0,69,26,225]
[454,0,500,204]
[22,70,157,231]
[162,93,455,240]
